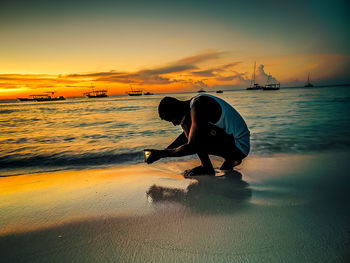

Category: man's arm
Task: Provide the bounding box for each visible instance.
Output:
[146,98,210,163]
[163,142,196,157]
[162,104,204,158]
[146,143,195,164]
[166,132,187,149]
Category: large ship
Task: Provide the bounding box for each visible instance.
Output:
[18,96,36,101]
[18,92,66,101]
[304,72,314,87]
[247,61,263,90]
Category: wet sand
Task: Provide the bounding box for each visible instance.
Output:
[1,152,349,262]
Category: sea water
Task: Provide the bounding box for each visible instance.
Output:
[1,86,350,176]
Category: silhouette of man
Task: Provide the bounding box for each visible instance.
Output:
[145,94,250,176]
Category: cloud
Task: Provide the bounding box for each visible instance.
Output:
[66,84,95,88]
[138,65,196,75]
[0,74,77,84]
[191,61,242,77]
[176,49,226,65]
[0,84,21,89]
[193,80,209,90]
[215,71,246,82]
[1,50,248,94]
[66,50,226,86]
[0,74,81,93]
[256,64,279,84]
[67,71,124,78]
[191,69,216,77]
[0,74,54,81]
[220,62,242,69]
[94,72,175,85]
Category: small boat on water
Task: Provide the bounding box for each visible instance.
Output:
[84,88,108,98]
[216,90,223,93]
[126,85,143,96]
[197,88,206,93]
[84,84,108,98]
[263,83,280,90]
[304,72,314,87]
[247,61,263,90]
[263,74,280,90]
[144,92,154,95]
[247,83,263,90]
[18,92,66,101]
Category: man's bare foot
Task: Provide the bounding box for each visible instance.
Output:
[184,166,215,177]
[219,160,242,171]
[219,161,233,171]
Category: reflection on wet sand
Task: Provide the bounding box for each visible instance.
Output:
[146,170,252,214]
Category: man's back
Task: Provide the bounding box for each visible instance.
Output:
[190,94,250,156]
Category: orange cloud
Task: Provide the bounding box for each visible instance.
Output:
[1,52,349,100]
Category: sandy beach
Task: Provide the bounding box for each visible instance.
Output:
[1,151,349,263]
[2,0,350,261]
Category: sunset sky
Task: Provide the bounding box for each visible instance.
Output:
[1,0,349,99]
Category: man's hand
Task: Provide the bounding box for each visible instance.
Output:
[144,149,164,164]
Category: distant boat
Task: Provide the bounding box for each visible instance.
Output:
[18,92,65,102]
[84,85,108,98]
[263,73,280,90]
[143,92,154,95]
[263,83,280,90]
[216,90,223,93]
[18,97,36,101]
[304,72,314,87]
[247,61,263,90]
[197,88,206,93]
[85,90,108,98]
[127,85,142,96]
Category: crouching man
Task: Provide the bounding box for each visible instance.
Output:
[145,94,250,177]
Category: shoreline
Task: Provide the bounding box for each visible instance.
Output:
[2,148,350,178]
[1,151,350,262]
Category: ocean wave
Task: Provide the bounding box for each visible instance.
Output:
[0,110,15,114]
[2,138,350,172]
[0,151,144,170]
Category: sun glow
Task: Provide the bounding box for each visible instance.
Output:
[0,52,349,100]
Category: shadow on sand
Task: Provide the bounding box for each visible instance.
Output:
[146,170,252,214]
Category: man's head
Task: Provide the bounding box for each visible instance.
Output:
[158,96,185,125]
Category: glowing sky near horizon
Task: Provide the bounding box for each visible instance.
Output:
[0,0,349,98]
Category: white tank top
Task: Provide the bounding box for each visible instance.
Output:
[190,94,250,156]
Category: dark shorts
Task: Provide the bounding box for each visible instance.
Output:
[228,136,247,161]
[197,123,247,162]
